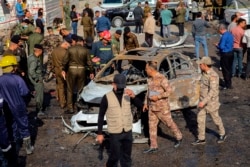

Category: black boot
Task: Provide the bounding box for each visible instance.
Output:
[2,145,18,167]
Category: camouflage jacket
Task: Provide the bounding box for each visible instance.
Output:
[13,24,35,36]
[200,68,220,108]
[144,72,172,112]
[40,34,62,55]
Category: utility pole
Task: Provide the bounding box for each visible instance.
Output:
[60,0,64,22]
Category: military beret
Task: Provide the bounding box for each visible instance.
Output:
[64,36,72,44]
[11,35,21,44]
[71,34,78,41]
[22,19,30,24]
[116,29,122,35]
[34,44,43,50]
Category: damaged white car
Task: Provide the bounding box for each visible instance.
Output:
[62,48,201,138]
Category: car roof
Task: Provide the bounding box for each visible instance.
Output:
[114,47,172,61]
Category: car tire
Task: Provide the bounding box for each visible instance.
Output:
[112,16,124,27]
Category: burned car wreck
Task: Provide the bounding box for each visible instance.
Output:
[62,48,201,135]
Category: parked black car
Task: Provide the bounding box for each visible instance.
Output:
[105,0,179,27]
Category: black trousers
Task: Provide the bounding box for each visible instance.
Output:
[106,130,133,167]
[246,48,250,78]
[145,32,153,47]
[135,19,142,33]
[192,12,197,21]
[220,51,233,88]
[177,23,184,36]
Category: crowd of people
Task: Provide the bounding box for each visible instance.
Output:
[0,0,249,166]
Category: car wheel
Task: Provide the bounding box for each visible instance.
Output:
[112,16,124,27]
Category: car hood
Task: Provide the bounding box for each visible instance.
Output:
[80,80,147,104]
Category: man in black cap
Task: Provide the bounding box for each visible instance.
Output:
[3,35,21,57]
[2,35,21,75]
[71,34,78,46]
[27,44,45,116]
[111,30,122,57]
[96,74,142,167]
[84,36,93,50]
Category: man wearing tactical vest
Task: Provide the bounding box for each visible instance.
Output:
[96,74,142,167]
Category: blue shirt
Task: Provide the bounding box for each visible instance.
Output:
[96,16,111,33]
[218,31,234,53]
[91,41,114,64]
[0,73,29,109]
[15,2,24,16]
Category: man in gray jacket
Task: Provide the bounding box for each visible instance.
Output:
[192,12,210,60]
[133,2,144,34]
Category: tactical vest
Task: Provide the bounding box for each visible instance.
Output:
[106,91,133,134]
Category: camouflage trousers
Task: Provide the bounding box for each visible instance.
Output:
[46,53,53,73]
[148,110,182,148]
[197,107,225,140]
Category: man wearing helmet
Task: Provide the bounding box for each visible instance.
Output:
[0,56,34,158]
[91,30,114,72]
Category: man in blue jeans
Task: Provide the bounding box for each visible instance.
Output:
[160,4,173,38]
[231,18,246,78]
[192,12,210,59]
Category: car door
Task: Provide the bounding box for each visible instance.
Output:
[159,52,200,111]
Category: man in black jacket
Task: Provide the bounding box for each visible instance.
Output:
[133,2,144,34]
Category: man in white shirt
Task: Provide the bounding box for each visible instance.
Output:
[242,26,250,79]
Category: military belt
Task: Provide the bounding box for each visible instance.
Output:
[69,66,85,68]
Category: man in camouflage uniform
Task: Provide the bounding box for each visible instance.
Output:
[63,0,71,30]
[143,61,183,153]
[41,27,62,82]
[111,30,122,57]
[13,19,35,37]
[27,44,44,116]
[192,57,227,145]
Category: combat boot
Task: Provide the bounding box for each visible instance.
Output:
[23,137,34,155]
[2,145,18,167]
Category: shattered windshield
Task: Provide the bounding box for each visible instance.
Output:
[96,59,148,85]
